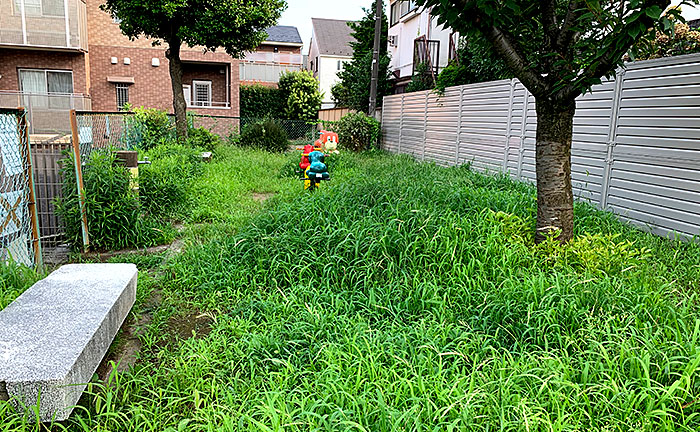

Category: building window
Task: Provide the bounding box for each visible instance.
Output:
[337,60,343,71]
[116,84,129,109]
[13,0,64,17]
[315,57,319,73]
[18,69,73,109]
[390,0,418,26]
[192,80,212,107]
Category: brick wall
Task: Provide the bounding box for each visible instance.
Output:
[0,48,88,94]
[257,44,303,55]
[86,0,239,115]
[182,63,228,105]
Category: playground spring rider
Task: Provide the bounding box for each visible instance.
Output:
[298,130,335,191]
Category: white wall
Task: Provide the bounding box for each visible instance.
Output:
[387,3,455,79]
[318,55,350,109]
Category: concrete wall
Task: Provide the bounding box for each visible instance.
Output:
[382,53,700,239]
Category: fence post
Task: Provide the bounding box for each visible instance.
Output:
[503,79,516,172]
[17,108,43,270]
[422,91,428,161]
[455,86,464,166]
[517,87,529,180]
[398,94,404,154]
[69,110,90,250]
[600,69,625,210]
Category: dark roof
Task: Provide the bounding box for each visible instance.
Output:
[689,18,700,30]
[264,25,303,45]
[311,18,355,57]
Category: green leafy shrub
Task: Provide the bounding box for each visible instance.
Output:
[278,70,322,122]
[0,260,42,310]
[186,127,221,152]
[126,107,174,150]
[55,150,173,250]
[239,120,289,152]
[240,84,285,118]
[333,112,381,152]
[140,144,203,219]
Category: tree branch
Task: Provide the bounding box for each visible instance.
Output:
[555,0,671,102]
[556,0,581,50]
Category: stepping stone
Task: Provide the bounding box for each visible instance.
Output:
[0,263,137,422]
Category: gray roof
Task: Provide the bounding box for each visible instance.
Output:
[264,26,303,45]
[311,18,355,57]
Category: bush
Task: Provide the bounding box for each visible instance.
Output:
[186,127,221,152]
[1,260,42,310]
[55,150,173,251]
[239,120,289,152]
[140,144,203,219]
[333,112,381,152]
[126,107,174,150]
[278,71,322,122]
[240,85,286,118]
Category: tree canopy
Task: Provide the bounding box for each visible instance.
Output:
[102,0,286,138]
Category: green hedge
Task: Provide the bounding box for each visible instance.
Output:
[240,85,285,118]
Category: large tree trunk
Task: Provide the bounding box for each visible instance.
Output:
[534,99,576,244]
[166,40,188,141]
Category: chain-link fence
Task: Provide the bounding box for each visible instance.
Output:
[0,108,42,268]
[190,114,316,142]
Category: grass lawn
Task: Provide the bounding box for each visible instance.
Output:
[2,146,700,431]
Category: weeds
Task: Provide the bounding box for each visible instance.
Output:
[2,151,699,431]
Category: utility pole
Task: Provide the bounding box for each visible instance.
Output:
[368,0,382,116]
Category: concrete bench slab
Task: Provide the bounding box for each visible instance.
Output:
[0,263,137,422]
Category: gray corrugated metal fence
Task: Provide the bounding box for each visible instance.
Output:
[381,53,700,239]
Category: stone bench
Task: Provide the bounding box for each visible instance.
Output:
[0,263,137,422]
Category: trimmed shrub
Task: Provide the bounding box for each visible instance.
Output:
[333,112,381,152]
[278,71,322,122]
[55,150,173,251]
[187,127,222,153]
[140,144,203,219]
[239,120,289,152]
[240,84,286,118]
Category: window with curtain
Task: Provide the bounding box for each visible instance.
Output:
[19,69,73,109]
[13,0,63,17]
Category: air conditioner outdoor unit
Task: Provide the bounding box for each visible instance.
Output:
[389,35,398,47]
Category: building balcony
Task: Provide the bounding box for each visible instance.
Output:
[0,0,88,51]
[0,90,91,134]
[242,51,304,66]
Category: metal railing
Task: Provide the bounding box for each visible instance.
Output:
[242,52,304,65]
[0,91,91,135]
[0,0,87,50]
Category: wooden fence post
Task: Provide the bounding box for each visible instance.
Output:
[69,110,90,250]
[17,108,43,270]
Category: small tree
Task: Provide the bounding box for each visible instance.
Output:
[278,70,322,122]
[102,0,286,140]
[420,0,692,243]
[334,1,392,112]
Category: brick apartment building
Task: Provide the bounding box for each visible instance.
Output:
[0,0,300,133]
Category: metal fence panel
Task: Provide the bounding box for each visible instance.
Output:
[0,109,42,267]
[381,53,700,239]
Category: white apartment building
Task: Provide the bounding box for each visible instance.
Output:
[387,0,458,93]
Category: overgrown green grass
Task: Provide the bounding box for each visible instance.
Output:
[0,260,43,310]
[2,149,700,431]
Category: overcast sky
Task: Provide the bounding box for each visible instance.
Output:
[279,0,371,53]
[282,1,700,54]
